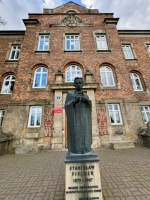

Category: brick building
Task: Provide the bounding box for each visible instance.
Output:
[0,1,150,152]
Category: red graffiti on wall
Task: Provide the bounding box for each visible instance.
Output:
[44,105,54,137]
[97,105,108,136]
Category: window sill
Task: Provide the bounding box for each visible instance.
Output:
[125,58,137,61]
[26,127,40,131]
[29,88,47,92]
[0,94,12,98]
[64,50,82,53]
[5,60,19,63]
[135,91,147,94]
[111,124,124,126]
[97,50,111,53]
[35,50,50,54]
[101,86,120,90]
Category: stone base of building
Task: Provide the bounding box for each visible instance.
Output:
[15,145,43,154]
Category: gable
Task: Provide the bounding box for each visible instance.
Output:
[53,1,87,13]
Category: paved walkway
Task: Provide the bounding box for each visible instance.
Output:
[0,146,150,200]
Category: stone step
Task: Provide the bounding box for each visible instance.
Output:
[110,141,135,150]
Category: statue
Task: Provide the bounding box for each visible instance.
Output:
[65,77,92,154]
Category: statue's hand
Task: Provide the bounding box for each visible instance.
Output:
[81,96,89,102]
[73,96,81,106]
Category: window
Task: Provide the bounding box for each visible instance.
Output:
[122,45,134,59]
[1,75,15,94]
[140,106,150,123]
[38,35,50,51]
[146,44,150,53]
[28,106,42,127]
[108,104,123,125]
[96,35,108,50]
[66,65,82,82]
[9,45,21,60]
[100,66,115,86]
[65,35,80,50]
[33,67,48,88]
[130,73,143,91]
[0,110,5,126]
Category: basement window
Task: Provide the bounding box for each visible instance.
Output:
[0,110,5,126]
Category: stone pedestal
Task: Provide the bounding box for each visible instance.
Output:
[65,150,102,200]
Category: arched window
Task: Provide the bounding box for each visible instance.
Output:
[66,65,82,82]
[1,75,15,94]
[33,67,48,88]
[100,66,115,86]
[130,73,143,91]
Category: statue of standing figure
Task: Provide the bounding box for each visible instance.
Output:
[65,77,92,154]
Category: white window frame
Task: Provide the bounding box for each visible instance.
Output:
[140,106,150,124]
[65,35,80,51]
[9,45,21,60]
[1,75,15,94]
[122,45,134,59]
[65,65,82,82]
[28,106,42,127]
[96,35,108,50]
[100,66,115,86]
[0,110,5,126]
[130,73,143,91]
[33,67,48,88]
[38,35,50,51]
[146,44,150,53]
[108,104,123,125]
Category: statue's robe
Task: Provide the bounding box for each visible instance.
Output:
[65,91,92,154]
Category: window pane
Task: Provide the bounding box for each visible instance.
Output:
[15,50,20,59]
[115,111,121,123]
[75,40,79,49]
[35,74,40,87]
[67,40,70,49]
[114,105,118,110]
[43,68,47,72]
[108,105,112,110]
[30,114,35,126]
[36,114,41,126]
[10,81,15,92]
[107,73,114,85]
[110,111,115,123]
[37,68,41,72]
[10,51,15,59]
[142,112,147,123]
[71,44,74,49]
[39,41,44,50]
[146,112,150,122]
[101,73,107,86]
[41,74,47,87]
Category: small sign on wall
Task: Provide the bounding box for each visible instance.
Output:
[56,96,61,100]
[54,108,62,113]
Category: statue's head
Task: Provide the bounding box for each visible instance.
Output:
[74,77,83,90]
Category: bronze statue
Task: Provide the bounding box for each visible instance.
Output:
[65,77,92,154]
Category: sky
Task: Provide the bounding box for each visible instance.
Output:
[0,0,150,30]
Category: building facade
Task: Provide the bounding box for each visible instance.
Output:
[0,1,150,152]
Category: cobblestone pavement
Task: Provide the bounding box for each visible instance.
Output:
[0,146,150,200]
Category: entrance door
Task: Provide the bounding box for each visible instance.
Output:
[62,92,67,149]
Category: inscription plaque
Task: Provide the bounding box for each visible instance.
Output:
[65,162,102,200]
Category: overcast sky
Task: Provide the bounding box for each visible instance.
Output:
[0,0,149,30]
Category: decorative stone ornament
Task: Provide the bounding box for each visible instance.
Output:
[50,15,94,27]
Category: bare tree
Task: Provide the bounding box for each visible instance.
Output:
[0,0,6,26]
